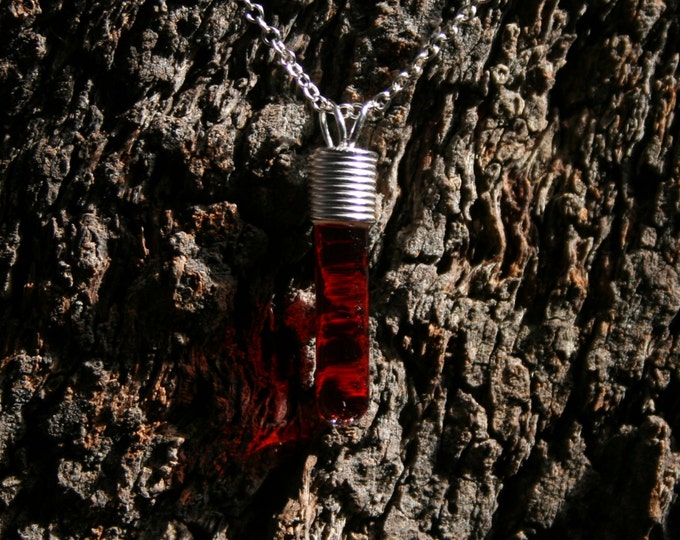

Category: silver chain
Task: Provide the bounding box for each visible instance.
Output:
[239,0,486,122]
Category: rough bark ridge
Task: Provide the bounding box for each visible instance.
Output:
[1,0,679,538]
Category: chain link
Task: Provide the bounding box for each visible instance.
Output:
[239,0,486,118]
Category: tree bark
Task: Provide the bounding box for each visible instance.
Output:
[1,0,679,538]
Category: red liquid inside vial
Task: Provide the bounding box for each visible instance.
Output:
[314,223,370,423]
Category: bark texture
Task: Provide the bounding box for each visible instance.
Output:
[1,0,679,538]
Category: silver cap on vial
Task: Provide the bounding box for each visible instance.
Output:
[309,146,378,224]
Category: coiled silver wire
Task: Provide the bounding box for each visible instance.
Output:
[310,147,378,224]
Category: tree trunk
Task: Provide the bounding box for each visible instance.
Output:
[1,0,679,538]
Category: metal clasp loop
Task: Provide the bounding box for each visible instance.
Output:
[319,102,371,148]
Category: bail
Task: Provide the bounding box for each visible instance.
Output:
[319,102,371,148]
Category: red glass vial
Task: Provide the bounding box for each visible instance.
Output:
[309,145,377,423]
[314,223,370,423]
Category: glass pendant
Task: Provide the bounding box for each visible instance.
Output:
[310,144,377,423]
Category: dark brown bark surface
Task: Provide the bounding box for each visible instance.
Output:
[1,0,679,538]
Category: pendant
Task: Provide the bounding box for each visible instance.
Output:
[309,105,377,424]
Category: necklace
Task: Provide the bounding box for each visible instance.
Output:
[239,0,484,424]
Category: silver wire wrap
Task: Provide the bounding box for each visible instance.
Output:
[239,0,487,120]
[310,147,378,224]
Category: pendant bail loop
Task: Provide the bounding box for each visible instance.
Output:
[319,102,371,148]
